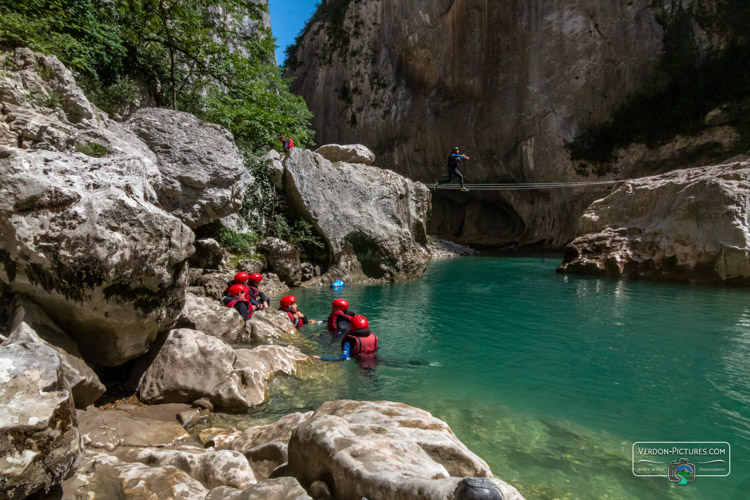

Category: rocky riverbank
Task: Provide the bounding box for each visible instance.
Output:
[558,159,750,284]
[0,48,513,499]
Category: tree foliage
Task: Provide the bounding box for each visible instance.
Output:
[0,0,313,152]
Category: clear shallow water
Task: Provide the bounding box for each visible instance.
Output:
[224,256,750,499]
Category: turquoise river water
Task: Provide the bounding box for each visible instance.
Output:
[220,256,750,499]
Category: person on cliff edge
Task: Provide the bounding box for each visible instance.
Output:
[280,134,294,155]
[435,146,470,191]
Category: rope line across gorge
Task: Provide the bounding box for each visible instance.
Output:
[429,180,627,191]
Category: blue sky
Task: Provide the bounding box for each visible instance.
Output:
[268,0,319,65]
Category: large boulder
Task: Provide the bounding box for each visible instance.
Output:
[189,238,226,269]
[230,412,313,479]
[314,143,376,165]
[126,107,252,229]
[177,292,246,341]
[257,237,302,286]
[137,330,308,411]
[0,343,82,499]
[6,296,105,408]
[558,160,750,284]
[0,146,193,366]
[287,400,524,500]
[283,148,431,283]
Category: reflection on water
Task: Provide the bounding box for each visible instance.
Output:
[205,257,750,499]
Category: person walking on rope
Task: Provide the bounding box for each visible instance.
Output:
[435,146,470,191]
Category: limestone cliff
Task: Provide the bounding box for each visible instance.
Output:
[287,0,743,247]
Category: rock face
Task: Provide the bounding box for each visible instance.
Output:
[177,293,246,341]
[284,148,430,282]
[287,400,524,500]
[0,145,193,366]
[190,238,226,269]
[558,160,750,284]
[6,297,105,408]
[288,1,672,247]
[137,330,308,411]
[126,108,251,229]
[0,343,82,499]
[257,237,302,286]
[314,143,375,165]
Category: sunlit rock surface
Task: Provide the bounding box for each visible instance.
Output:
[559,160,750,284]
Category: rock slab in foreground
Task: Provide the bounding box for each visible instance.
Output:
[559,160,750,284]
[0,343,81,499]
[284,148,430,283]
[287,400,523,500]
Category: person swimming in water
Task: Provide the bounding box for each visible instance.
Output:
[326,298,357,335]
[316,315,378,361]
[280,295,318,329]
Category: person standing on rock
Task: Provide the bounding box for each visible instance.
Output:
[316,315,379,362]
[435,146,470,191]
[280,295,317,329]
[280,135,294,155]
[222,284,253,321]
[326,298,357,335]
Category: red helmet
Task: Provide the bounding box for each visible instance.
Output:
[228,284,246,297]
[332,299,349,310]
[350,315,368,331]
[280,295,297,309]
[234,272,250,283]
[248,272,263,283]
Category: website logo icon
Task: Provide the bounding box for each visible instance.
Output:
[668,458,696,484]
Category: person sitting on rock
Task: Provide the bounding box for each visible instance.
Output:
[280,295,317,329]
[317,315,379,362]
[224,272,251,297]
[245,272,270,309]
[327,298,357,335]
[222,284,253,321]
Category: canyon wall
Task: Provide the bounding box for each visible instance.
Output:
[288,0,671,246]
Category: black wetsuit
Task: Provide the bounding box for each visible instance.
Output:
[439,153,467,187]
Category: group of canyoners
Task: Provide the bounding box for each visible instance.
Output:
[222,272,378,362]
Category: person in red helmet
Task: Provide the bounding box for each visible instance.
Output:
[326,298,357,335]
[223,272,251,298]
[245,272,270,309]
[318,315,378,361]
[279,295,317,329]
[222,284,253,320]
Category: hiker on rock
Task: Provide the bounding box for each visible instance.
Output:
[435,146,470,191]
[280,135,294,154]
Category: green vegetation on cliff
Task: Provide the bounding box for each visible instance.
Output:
[0,0,313,152]
[568,0,750,172]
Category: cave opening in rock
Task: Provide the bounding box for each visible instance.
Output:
[428,193,526,247]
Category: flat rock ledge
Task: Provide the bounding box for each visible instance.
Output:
[287,400,524,500]
[559,160,750,284]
